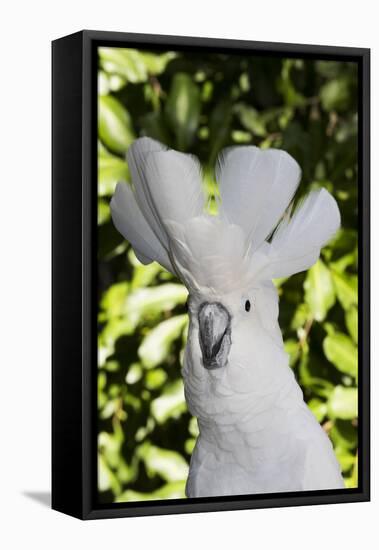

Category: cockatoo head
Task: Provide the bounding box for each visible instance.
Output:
[111,138,340,374]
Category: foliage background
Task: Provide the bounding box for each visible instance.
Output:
[97,47,358,503]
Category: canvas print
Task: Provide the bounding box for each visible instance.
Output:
[97,47,358,504]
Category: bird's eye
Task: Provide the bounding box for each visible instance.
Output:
[245,300,251,312]
[185,299,189,311]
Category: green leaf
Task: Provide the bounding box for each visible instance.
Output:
[316,60,345,78]
[99,318,134,360]
[115,480,186,502]
[320,78,351,111]
[234,103,266,136]
[330,251,357,273]
[99,48,175,82]
[323,332,358,378]
[139,112,172,145]
[273,276,289,288]
[99,47,148,83]
[188,416,199,437]
[331,270,358,310]
[108,74,127,92]
[278,59,306,108]
[151,379,187,424]
[231,130,252,143]
[351,453,359,488]
[329,229,358,256]
[98,155,129,196]
[290,302,311,330]
[100,398,120,420]
[145,368,168,390]
[185,438,196,454]
[98,454,122,494]
[100,282,129,319]
[346,306,358,344]
[98,70,109,96]
[98,95,134,154]
[99,427,124,472]
[137,442,189,482]
[125,363,143,385]
[130,252,162,289]
[304,260,335,322]
[208,100,232,164]
[125,284,188,329]
[330,419,357,451]
[98,199,110,225]
[308,398,328,422]
[165,73,201,150]
[284,339,300,367]
[335,446,356,473]
[328,386,358,420]
[141,51,176,75]
[138,315,188,369]
[298,351,335,398]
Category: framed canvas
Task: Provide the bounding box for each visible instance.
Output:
[52,30,370,520]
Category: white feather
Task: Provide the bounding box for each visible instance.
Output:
[217,146,301,252]
[110,182,174,273]
[126,138,205,252]
[143,149,205,228]
[126,137,170,248]
[260,188,341,279]
[166,216,250,293]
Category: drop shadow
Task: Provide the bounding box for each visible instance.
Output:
[23,491,51,508]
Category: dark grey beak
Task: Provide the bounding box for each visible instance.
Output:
[198,302,231,370]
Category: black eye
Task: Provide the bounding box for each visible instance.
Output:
[245,300,251,312]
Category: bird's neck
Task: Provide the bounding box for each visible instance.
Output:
[197,373,303,438]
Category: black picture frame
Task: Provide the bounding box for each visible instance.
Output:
[52,30,370,520]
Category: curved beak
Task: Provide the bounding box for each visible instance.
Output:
[198,302,231,370]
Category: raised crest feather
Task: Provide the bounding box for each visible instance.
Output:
[110,182,174,272]
[216,146,301,253]
[111,138,340,290]
[259,188,341,279]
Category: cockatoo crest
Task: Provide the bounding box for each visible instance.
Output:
[110,138,340,292]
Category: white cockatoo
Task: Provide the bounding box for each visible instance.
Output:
[110,137,345,497]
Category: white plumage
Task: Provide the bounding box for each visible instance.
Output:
[217,146,301,252]
[110,137,344,497]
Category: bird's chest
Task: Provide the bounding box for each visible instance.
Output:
[186,421,307,497]
[183,322,308,497]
